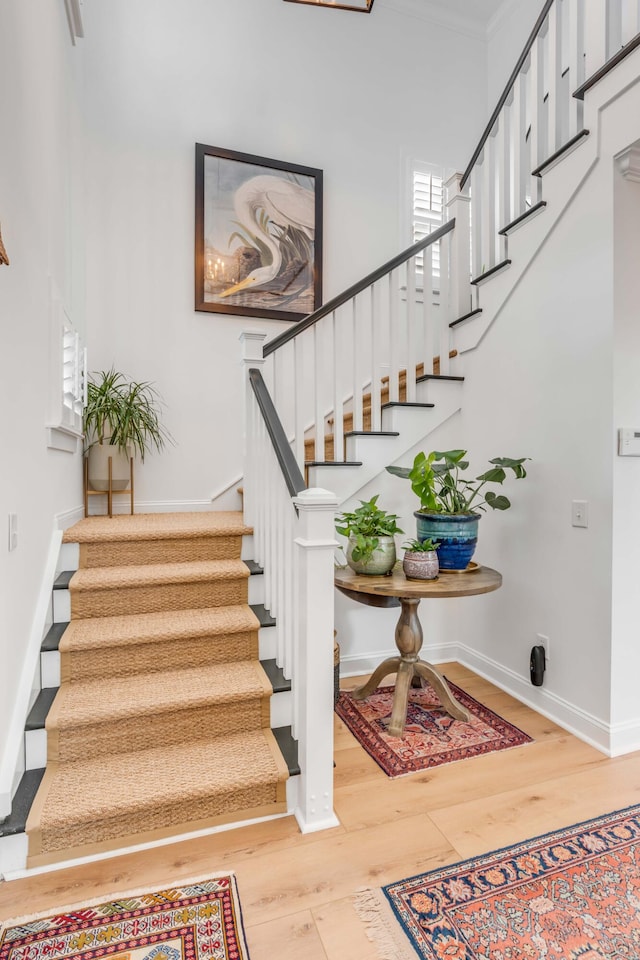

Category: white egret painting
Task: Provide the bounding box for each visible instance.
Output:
[195,144,323,321]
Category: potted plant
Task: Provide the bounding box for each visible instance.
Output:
[83,368,173,491]
[402,537,439,581]
[335,495,403,576]
[387,449,529,570]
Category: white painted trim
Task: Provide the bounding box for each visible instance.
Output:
[486,0,525,41]
[88,498,214,515]
[608,719,640,757]
[456,644,612,755]
[0,527,61,819]
[615,145,640,181]
[383,0,490,40]
[210,474,243,504]
[56,505,84,530]
[2,808,295,881]
[46,426,80,453]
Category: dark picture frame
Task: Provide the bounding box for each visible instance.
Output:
[195,144,323,322]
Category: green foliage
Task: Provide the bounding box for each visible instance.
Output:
[335,495,403,564]
[402,537,438,553]
[83,368,174,461]
[387,449,529,515]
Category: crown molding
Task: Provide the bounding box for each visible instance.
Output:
[381,0,490,40]
[486,0,524,41]
[616,146,640,182]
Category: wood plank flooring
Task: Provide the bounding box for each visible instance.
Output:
[1,663,637,960]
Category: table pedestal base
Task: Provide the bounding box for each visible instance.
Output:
[351,596,471,737]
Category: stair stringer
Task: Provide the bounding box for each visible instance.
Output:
[307,380,463,506]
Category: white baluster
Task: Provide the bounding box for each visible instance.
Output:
[480,142,494,271]
[608,0,623,54]
[371,283,382,431]
[293,487,340,834]
[388,270,400,401]
[470,162,483,280]
[528,34,545,202]
[494,113,509,259]
[264,449,274,621]
[255,416,265,570]
[445,172,471,322]
[239,331,267,526]
[438,232,451,376]
[568,0,585,135]
[423,244,435,374]
[283,501,294,679]
[406,255,417,402]
[313,323,324,462]
[584,0,609,76]
[331,310,344,462]
[510,71,528,219]
[294,335,305,468]
[547,0,563,155]
[352,297,363,432]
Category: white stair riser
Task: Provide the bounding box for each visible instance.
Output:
[58,543,79,572]
[0,832,28,877]
[25,729,47,771]
[259,625,276,659]
[248,575,264,605]
[53,590,70,623]
[270,689,292,728]
[41,651,60,688]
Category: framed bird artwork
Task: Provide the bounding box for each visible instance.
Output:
[195,144,323,321]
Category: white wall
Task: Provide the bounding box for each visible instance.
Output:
[80,0,489,508]
[487,0,540,106]
[0,0,84,798]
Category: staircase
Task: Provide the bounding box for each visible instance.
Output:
[1,512,298,872]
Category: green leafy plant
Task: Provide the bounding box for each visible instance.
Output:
[402,537,438,553]
[83,368,174,461]
[387,449,529,515]
[335,495,403,564]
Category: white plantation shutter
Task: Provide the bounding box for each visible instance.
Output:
[412,163,444,281]
[61,323,86,430]
[47,285,86,451]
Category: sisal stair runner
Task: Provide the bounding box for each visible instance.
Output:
[26,512,289,868]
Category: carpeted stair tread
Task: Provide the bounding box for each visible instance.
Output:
[62,511,252,543]
[26,730,288,862]
[59,605,260,681]
[48,661,271,730]
[46,661,273,762]
[70,559,250,591]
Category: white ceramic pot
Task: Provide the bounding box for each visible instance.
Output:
[87,441,132,491]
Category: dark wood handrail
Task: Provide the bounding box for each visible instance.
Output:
[461,0,555,189]
[264,219,455,358]
[573,31,640,100]
[248,367,306,498]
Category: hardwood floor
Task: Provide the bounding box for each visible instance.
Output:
[2,662,639,960]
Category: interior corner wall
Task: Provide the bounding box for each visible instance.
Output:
[0,1,84,777]
[487,0,540,106]
[611,150,640,746]
[80,0,489,508]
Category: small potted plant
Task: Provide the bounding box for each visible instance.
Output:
[84,368,174,491]
[402,537,439,581]
[387,449,529,570]
[335,495,403,576]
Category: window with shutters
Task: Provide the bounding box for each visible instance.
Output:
[47,288,86,452]
[412,162,444,282]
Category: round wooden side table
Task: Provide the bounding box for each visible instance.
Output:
[334,564,502,737]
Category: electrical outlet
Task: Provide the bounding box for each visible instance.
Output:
[536,633,550,662]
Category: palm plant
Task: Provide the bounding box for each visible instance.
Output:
[83,368,173,461]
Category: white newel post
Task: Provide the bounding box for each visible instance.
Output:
[445,172,471,322]
[239,330,267,527]
[293,487,341,834]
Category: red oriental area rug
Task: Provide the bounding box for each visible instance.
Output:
[336,681,532,778]
[359,805,640,959]
[0,875,249,960]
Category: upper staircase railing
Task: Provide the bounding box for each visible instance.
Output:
[240,0,640,835]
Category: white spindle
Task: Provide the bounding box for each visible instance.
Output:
[568,0,584,135]
[528,35,545,202]
[584,0,609,76]
[264,448,275,618]
[470,162,483,280]
[480,144,494,271]
[371,283,382,431]
[313,323,324,462]
[547,0,563,154]
[351,297,363,432]
[388,270,400,401]
[255,415,266,569]
[330,310,344,463]
[283,501,294,678]
[294,336,304,467]
[406,256,417,401]
[494,112,509,259]
[423,244,435,375]
[438,232,451,375]
[510,71,527,219]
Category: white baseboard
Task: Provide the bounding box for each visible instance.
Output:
[56,505,84,529]
[338,641,459,679]
[456,644,613,755]
[88,499,215,515]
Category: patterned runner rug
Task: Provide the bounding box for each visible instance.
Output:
[336,681,532,777]
[0,874,250,960]
[355,805,640,959]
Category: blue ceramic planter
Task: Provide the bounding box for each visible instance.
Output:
[414,511,480,570]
